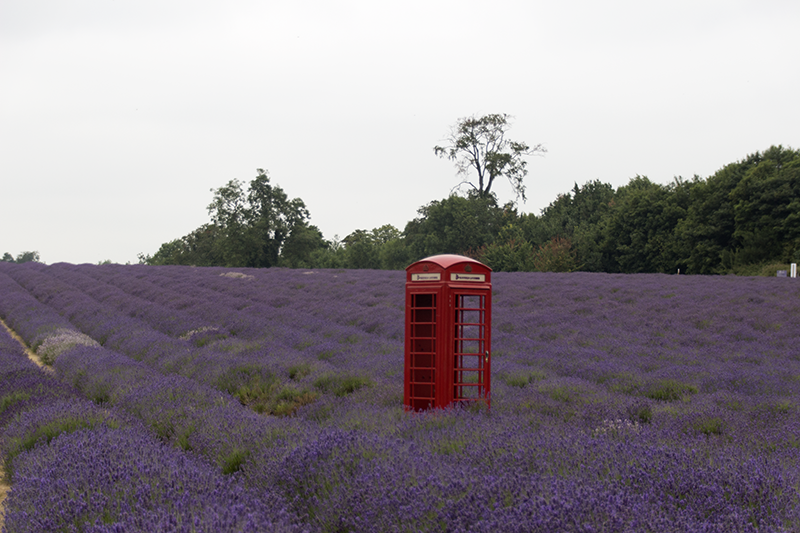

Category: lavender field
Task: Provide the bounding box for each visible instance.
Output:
[1,262,800,532]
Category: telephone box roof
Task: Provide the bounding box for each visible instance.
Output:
[406,254,492,271]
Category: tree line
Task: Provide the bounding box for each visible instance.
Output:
[1,251,40,264]
[5,114,797,273]
[145,144,800,275]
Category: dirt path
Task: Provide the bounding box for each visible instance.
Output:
[0,317,53,528]
[0,482,8,529]
[0,317,52,373]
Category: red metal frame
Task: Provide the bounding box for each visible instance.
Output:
[404,255,492,411]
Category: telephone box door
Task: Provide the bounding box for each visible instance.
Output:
[452,290,491,406]
[405,289,442,411]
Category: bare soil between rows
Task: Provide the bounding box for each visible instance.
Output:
[0,317,52,528]
[0,317,52,373]
[0,482,8,530]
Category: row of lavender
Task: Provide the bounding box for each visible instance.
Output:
[2,261,800,531]
[0,275,300,531]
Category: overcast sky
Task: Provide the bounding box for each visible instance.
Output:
[2,0,799,265]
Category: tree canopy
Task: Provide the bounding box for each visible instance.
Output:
[148,170,323,268]
[146,146,800,275]
[1,251,40,263]
[434,113,546,204]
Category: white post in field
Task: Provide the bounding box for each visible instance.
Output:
[791,263,797,278]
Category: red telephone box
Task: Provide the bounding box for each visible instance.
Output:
[404,254,492,411]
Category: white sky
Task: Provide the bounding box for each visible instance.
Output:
[2,0,799,265]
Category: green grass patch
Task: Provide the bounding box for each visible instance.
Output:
[633,404,653,424]
[288,363,313,380]
[770,399,793,414]
[602,372,643,395]
[433,437,466,456]
[216,365,317,416]
[645,379,697,402]
[342,334,361,345]
[318,350,336,361]
[0,391,30,415]
[314,373,373,397]
[294,340,315,351]
[546,386,575,403]
[221,449,250,475]
[693,417,724,436]
[193,333,228,347]
[272,386,318,416]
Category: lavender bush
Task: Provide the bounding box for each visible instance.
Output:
[0,300,300,531]
[1,261,799,531]
[4,427,299,533]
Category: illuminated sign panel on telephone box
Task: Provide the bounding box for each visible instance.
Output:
[404,254,492,411]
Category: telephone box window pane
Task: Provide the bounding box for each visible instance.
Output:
[412,307,436,323]
[460,324,482,339]
[412,323,435,341]
[457,355,482,370]
[460,310,482,324]
[412,368,434,383]
[459,340,481,354]
[412,353,434,368]
[460,295,481,309]
[456,385,482,400]
[412,294,435,308]
[412,383,434,397]
[411,293,437,354]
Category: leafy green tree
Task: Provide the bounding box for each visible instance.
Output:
[149,170,311,268]
[675,146,800,273]
[205,179,252,266]
[307,242,346,269]
[675,162,755,274]
[403,193,508,260]
[11,251,41,263]
[279,224,327,268]
[434,114,546,204]
[599,176,690,273]
[521,180,614,271]
[379,237,412,270]
[1,252,14,262]
[246,170,310,267]
[149,224,223,266]
[477,223,534,272]
[729,150,800,266]
[342,229,381,270]
[531,237,578,272]
[337,225,407,270]
[369,224,403,246]
[477,224,577,273]
[202,169,310,267]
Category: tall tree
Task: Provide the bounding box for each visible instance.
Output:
[150,169,311,268]
[729,148,800,266]
[522,180,615,271]
[599,176,690,273]
[279,223,327,268]
[675,146,800,273]
[20,251,40,263]
[205,169,310,268]
[434,113,545,203]
[403,193,507,260]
